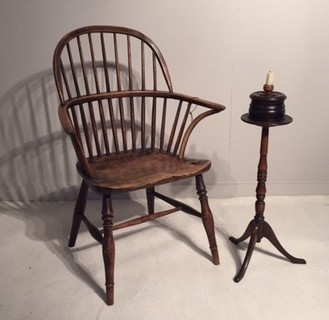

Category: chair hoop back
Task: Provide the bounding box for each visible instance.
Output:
[53,25,173,104]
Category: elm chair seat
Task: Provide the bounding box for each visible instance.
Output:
[78,150,211,193]
[53,25,225,305]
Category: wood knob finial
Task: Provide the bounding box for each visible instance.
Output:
[263,84,274,93]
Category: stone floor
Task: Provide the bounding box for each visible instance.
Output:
[1,195,328,320]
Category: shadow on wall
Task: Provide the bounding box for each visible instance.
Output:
[0,69,82,201]
[0,65,140,201]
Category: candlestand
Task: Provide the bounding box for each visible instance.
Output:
[229,84,306,282]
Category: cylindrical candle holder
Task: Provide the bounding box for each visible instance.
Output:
[241,84,292,127]
[248,90,286,121]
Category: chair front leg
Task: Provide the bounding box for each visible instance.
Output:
[102,195,115,305]
[68,180,89,247]
[195,174,220,265]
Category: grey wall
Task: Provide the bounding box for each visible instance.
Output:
[1,0,328,201]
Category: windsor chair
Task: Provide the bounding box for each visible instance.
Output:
[53,25,225,305]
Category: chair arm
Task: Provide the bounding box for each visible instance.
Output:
[61,91,226,160]
[63,91,226,113]
[178,109,219,158]
[166,92,226,113]
[58,104,74,134]
[163,93,225,157]
[58,104,93,177]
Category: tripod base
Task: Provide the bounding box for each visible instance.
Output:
[229,219,306,282]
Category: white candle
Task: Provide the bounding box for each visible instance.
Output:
[265,71,274,86]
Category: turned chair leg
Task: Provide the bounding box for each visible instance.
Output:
[195,174,220,265]
[102,195,115,305]
[146,187,155,214]
[68,180,88,247]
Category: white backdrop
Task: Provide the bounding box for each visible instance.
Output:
[1,0,328,200]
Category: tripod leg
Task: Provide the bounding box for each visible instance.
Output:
[229,220,254,245]
[234,225,259,282]
[262,221,306,264]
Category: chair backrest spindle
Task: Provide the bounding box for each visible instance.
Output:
[141,42,146,91]
[159,98,167,151]
[152,52,157,91]
[54,26,213,161]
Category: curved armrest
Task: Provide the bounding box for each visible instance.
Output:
[58,103,93,177]
[64,91,226,113]
[58,105,74,134]
[170,93,226,113]
[59,90,226,169]
[178,108,220,158]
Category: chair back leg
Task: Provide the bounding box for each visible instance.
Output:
[68,180,89,247]
[146,187,155,214]
[102,195,116,305]
[195,174,220,265]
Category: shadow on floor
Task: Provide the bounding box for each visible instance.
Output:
[0,196,230,302]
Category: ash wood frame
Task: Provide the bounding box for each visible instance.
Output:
[53,25,225,305]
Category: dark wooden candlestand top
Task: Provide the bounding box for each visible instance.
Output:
[229,84,306,282]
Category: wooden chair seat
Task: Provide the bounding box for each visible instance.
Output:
[78,149,211,193]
